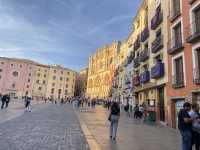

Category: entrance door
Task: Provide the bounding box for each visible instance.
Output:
[175,100,184,129]
[158,87,165,122]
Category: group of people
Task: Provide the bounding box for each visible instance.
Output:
[0,94,10,109]
[178,102,200,150]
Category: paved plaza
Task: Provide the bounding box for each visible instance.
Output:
[0,103,182,150]
[78,106,181,150]
[0,103,89,150]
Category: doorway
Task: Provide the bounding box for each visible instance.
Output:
[158,87,165,122]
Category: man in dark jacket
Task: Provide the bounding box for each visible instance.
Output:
[178,102,193,150]
[1,94,7,109]
[5,95,10,108]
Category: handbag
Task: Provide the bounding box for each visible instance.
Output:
[108,114,111,121]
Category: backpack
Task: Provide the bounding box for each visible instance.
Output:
[193,119,200,134]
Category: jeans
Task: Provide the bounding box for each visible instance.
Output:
[180,130,192,150]
[110,115,119,139]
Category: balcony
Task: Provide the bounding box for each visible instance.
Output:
[151,35,164,53]
[140,70,150,84]
[151,10,163,30]
[134,57,140,68]
[141,27,149,42]
[168,36,184,54]
[172,75,185,88]
[134,36,141,50]
[151,63,164,79]
[140,48,149,62]
[133,76,140,86]
[193,68,200,84]
[186,21,200,43]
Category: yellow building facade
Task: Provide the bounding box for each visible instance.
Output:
[131,0,169,123]
[86,41,120,99]
[32,64,49,100]
[46,65,76,99]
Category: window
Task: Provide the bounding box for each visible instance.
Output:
[25,91,28,95]
[66,78,69,81]
[29,67,32,70]
[193,48,200,83]
[44,69,47,72]
[28,79,31,82]
[36,80,40,84]
[29,73,31,77]
[53,76,56,80]
[61,71,63,74]
[1,62,4,65]
[65,90,68,95]
[12,83,15,88]
[27,85,29,88]
[173,22,182,47]
[12,71,18,77]
[52,83,55,86]
[51,88,54,94]
[43,80,46,84]
[20,65,22,68]
[0,75,1,79]
[173,56,184,87]
[38,87,42,90]
[172,0,181,17]
[11,64,13,67]
[54,70,56,73]
[37,73,40,77]
[60,77,63,81]
[67,72,70,75]
[38,68,40,71]
[193,6,200,34]
[44,74,46,78]
[66,84,68,88]
[58,89,62,94]
[0,69,2,72]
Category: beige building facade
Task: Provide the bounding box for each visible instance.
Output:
[32,64,49,100]
[46,65,76,99]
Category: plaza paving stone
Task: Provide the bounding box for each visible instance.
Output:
[79,106,181,150]
[0,104,89,150]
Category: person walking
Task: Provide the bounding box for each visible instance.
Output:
[178,102,193,150]
[25,96,31,112]
[134,104,139,119]
[109,102,120,141]
[189,103,200,150]
[5,95,10,108]
[1,94,7,109]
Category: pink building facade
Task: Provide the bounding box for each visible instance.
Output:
[0,57,36,98]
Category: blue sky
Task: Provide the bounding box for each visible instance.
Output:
[0,0,141,71]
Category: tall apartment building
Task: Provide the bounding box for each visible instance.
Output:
[167,0,200,128]
[86,41,120,99]
[129,0,169,124]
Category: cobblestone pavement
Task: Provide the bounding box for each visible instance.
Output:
[79,106,181,150]
[0,104,89,150]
